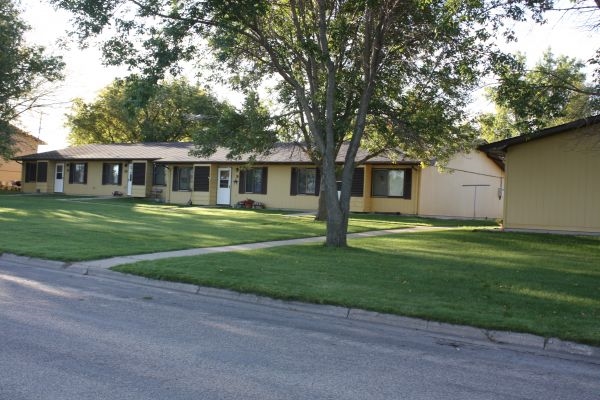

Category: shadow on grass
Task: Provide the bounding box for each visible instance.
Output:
[114,230,600,345]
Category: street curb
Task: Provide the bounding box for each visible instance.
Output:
[0,253,69,270]
[2,252,599,362]
[544,338,598,357]
[83,268,600,361]
[86,267,350,318]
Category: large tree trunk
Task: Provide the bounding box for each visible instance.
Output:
[325,210,349,247]
[322,152,349,247]
[315,180,327,221]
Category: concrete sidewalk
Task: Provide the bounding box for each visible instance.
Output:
[1,224,599,362]
[74,225,455,269]
[1,241,598,362]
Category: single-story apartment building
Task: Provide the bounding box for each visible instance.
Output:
[15,142,504,219]
[480,115,600,234]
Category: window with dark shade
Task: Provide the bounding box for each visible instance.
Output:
[290,167,319,195]
[193,166,210,192]
[102,163,122,185]
[153,164,166,186]
[132,163,146,185]
[36,162,48,183]
[239,167,268,194]
[24,162,37,182]
[173,166,192,191]
[351,168,364,197]
[69,163,87,184]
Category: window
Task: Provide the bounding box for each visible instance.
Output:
[351,168,364,197]
[173,166,192,191]
[102,163,122,185]
[24,162,37,182]
[239,167,268,194]
[290,167,319,196]
[153,164,166,186]
[193,166,210,192]
[36,162,48,183]
[371,168,412,199]
[298,168,316,195]
[69,163,87,184]
[132,163,146,185]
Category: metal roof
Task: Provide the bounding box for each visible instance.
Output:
[14,142,420,165]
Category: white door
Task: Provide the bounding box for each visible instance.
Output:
[127,163,133,196]
[54,163,64,193]
[216,168,231,205]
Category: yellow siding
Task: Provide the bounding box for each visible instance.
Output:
[226,164,391,212]
[504,125,600,233]
[208,166,218,205]
[130,186,147,197]
[1,132,40,185]
[34,182,50,193]
[229,164,420,213]
[169,191,194,204]
[191,192,211,205]
[46,161,56,193]
[19,155,499,223]
[20,160,56,193]
[418,152,504,219]
[363,164,420,214]
[349,196,365,212]
[230,165,318,210]
[162,164,213,205]
[62,161,128,196]
[163,164,185,204]
[362,165,374,212]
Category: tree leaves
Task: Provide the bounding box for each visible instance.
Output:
[480,50,599,141]
[66,76,232,144]
[0,0,64,159]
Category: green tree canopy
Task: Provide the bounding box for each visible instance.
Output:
[0,0,64,159]
[479,50,600,141]
[67,76,236,144]
[53,0,553,246]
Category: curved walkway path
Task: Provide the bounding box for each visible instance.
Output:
[76,226,455,270]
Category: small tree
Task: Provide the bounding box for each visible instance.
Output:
[0,0,64,159]
[67,76,234,144]
[479,50,600,141]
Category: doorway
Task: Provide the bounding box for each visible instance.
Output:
[216,168,231,205]
[54,163,64,193]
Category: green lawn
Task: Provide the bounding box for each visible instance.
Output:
[2,193,598,345]
[114,230,600,345]
[0,194,494,261]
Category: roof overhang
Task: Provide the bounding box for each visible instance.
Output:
[478,115,600,169]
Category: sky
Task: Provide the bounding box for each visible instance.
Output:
[16,0,600,151]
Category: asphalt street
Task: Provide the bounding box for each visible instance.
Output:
[1,259,599,400]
